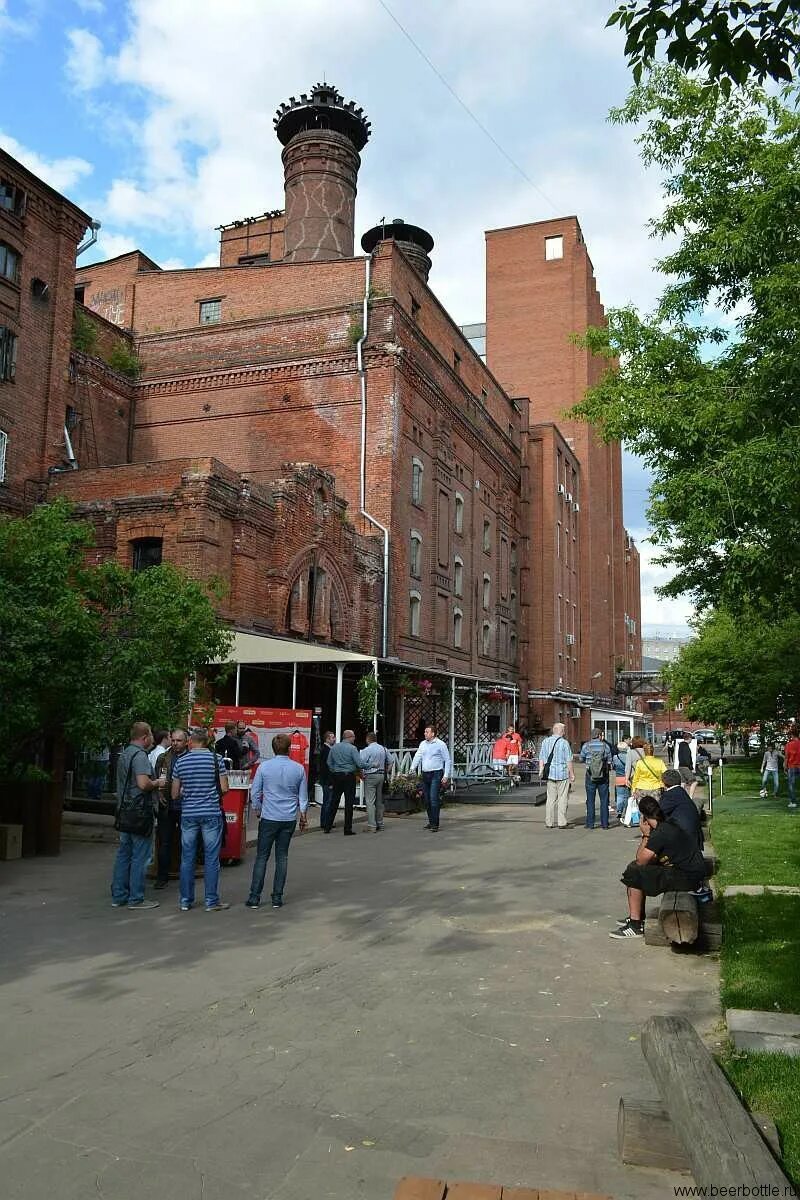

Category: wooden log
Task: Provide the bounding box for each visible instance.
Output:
[641,1015,791,1190]
[659,891,699,944]
[393,1180,447,1200]
[618,1098,780,1170]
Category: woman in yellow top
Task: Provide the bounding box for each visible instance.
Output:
[628,740,666,797]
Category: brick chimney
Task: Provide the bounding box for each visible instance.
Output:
[274,83,371,262]
[361,218,434,282]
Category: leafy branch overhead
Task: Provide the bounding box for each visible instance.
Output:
[609,0,800,91]
[571,69,800,615]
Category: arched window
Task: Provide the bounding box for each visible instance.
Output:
[453,608,463,649]
[409,591,421,637]
[411,457,424,505]
[454,492,464,534]
[453,555,463,596]
[482,621,491,656]
[410,530,422,578]
[510,541,517,573]
[483,573,491,610]
[483,518,491,553]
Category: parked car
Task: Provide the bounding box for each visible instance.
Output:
[748,733,761,750]
[693,729,718,744]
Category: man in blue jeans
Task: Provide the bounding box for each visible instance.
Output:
[246,733,308,909]
[410,725,451,832]
[171,729,229,911]
[111,721,161,910]
[579,728,613,829]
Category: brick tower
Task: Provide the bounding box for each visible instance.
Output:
[274,82,370,262]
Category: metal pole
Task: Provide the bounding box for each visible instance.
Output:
[719,757,724,797]
[372,659,379,732]
[707,763,713,817]
[335,664,344,741]
[291,662,297,708]
[449,674,456,759]
[399,692,405,752]
[473,679,479,745]
[235,663,241,707]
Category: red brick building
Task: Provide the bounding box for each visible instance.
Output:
[4,82,642,749]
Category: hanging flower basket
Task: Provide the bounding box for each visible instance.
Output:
[486,689,505,703]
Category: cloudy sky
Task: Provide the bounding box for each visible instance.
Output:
[0,0,692,635]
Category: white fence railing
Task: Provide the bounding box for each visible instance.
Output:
[386,741,495,780]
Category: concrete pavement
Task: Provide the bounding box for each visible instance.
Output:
[0,796,720,1199]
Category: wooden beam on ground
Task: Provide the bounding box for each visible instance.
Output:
[641,1015,791,1189]
[618,1097,780,1170]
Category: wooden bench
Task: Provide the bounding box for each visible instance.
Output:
[638,1015,791,1189]
[394,1181,609,1200]
[644,892,722,951]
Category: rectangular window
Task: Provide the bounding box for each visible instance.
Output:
[0,179,26,217]
[545,235,563,260]
[409,594,421,637]
[0,428,7,482]
[483,519,491,553]
[453,610,463,649]
[412,459,423,505]
[0,326,17,381]
[131,537,163,572]
[453,351,461,374]
[199,299,221,324]
[0,243,21,284]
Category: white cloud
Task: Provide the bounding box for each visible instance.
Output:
[89,229,138,260]
[75,0,105,11]
[628,528,696,632]
[65,27,108,92]
[0,128,93,192]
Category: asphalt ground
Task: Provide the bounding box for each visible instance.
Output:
[0,792,720,1199]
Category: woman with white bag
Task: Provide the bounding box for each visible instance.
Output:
[623,739,666,826]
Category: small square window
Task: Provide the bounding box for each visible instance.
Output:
[131,537,163,571]
[199,299,221,324]
[545,235,563,261]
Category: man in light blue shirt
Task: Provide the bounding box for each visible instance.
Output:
[245,733,308,909]
[360,732,395,832]
[410,725,451,832]
[539,723,575,829]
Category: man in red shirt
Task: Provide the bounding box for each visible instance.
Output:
[784,729,800,809]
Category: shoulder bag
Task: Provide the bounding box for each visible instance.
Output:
[540,736,563,783]
[114,752,154,837]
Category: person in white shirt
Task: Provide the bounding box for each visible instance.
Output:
[410,725,451,832]
[148,730,170,770]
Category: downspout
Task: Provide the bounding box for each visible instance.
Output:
[76,220,101,259]
[357,254,390,658]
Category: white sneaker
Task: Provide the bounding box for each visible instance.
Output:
[789,802,798,809]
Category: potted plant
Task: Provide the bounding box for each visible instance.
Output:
[486,689,504,703]
[356,672,381,726]
[384,773,424,815]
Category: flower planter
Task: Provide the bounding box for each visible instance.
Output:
[384,793,418,815]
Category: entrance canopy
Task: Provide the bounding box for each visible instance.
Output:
[211,631,376,667]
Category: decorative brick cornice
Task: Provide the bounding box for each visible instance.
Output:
[134,350,391,399]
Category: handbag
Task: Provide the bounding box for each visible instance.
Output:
[540,736,563,782]
[114,754,154,837]
[621,794,640,827]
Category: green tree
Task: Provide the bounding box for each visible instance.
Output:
[667,609,800,724]
[609,0,800,90]
[572,69,800,615]
[0,501,232,777]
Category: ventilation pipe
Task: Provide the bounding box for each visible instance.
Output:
[357,254,390,658]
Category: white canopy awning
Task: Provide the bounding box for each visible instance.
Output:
[212,631,376,667]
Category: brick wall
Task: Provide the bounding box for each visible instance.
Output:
[75,250,160,328]
[0,149,91,513]
[219,212,285,267]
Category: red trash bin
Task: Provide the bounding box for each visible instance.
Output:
[220,786,249,864]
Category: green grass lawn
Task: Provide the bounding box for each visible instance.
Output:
[711,761,800,1185]
[710,762,800,886]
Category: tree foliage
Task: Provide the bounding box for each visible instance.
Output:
[609,0,800,91]
[667,608,800,724]
[0,501,232,777]
[572,69,800,615]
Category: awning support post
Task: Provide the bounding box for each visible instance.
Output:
[449,675,456,757]
[335,664,344,742]
[292,662,297,708]
[372,659,379,732]
[235,663,241,707]
[398,692,405,752]
[473,679,480,745]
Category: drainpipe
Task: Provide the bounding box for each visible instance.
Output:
[76,220,101,259]
[357,255,390,659]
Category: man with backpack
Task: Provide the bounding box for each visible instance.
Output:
[579,728,613,829]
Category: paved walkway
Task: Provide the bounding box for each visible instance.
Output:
[0,799,720,1200]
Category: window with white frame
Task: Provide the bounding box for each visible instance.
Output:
[454,491,464,534]
[483,573,491,610]
[410,530,422,578]
[453,555,463,596]
[545,235,563,260]
[453,607,463,648]
[199,298,222,324]
[482,621,491,656]
[0,428,7,482]
[409,591,421,637]
[411,457,424,505]
[483,518,491,553]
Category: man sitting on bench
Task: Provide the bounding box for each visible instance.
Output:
[660,768,712,902]
[610,794,707,939]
